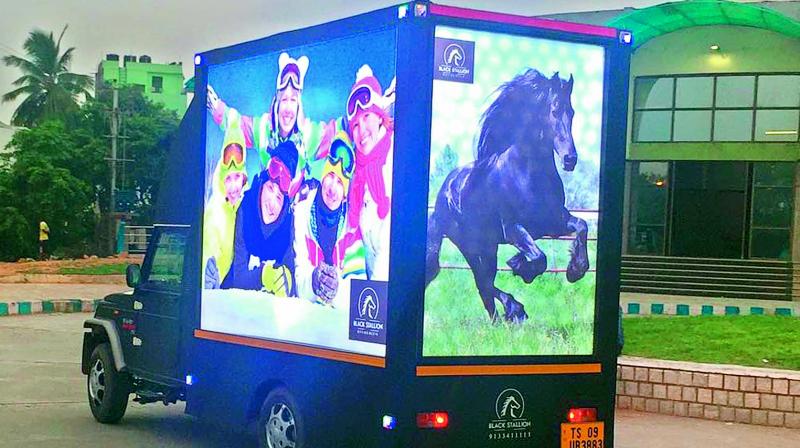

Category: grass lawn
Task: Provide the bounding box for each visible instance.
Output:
[422,238,597,357]
[623,315,800,371]
[57,263,129,275]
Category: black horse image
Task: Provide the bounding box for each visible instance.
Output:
[425,69,589,323]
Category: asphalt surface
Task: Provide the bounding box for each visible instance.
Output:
[0,283,128,302]
[1,313,799,448]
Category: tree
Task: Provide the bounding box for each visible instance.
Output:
[0,86,179,260]
[2,25,93,127]
[80,86,179,223]
[0,121,97,259]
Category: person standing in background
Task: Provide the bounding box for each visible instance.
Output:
[39,220,50,260]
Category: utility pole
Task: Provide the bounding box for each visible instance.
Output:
[108,87,119,255]
[110,87,119,216]
[104,87,133,255]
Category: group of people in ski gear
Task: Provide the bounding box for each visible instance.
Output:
[202,53,394,309]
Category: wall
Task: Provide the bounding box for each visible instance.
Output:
[617,357,800,429]
[122,62,186,114]
[99,60,187,115]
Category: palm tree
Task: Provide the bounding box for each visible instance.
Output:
[2,25,93,127]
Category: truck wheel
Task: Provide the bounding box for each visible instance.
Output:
[87,343,131,423]
[258,388,304,448]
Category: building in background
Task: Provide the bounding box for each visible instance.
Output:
[96,54,187,114]
[547,0,800,301]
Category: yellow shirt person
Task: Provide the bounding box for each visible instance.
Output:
[39,220,50,259]
[39,221,50,241]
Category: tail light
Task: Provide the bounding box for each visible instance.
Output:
[416,411,449,429]
[567,407,597,423]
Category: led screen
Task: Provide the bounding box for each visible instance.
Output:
[201,30,396,357]
[423,26,605,357]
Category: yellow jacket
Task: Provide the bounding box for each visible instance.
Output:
[39,221,49,241]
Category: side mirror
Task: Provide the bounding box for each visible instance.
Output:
[126,264,142,288]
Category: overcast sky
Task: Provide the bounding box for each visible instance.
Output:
[0,0,780,124]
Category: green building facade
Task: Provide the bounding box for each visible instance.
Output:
[550,1,800,301]
[96,54,187,114]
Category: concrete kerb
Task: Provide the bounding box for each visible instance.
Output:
[0,299,99,316]
[621,293,798,317]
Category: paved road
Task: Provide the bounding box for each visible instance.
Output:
[1,313,799,447]
[0,284,128,302]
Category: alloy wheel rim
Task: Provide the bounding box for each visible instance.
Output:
[265,403,296,448]
[89,358,106,407]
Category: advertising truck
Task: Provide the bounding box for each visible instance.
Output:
[81,2,631,446]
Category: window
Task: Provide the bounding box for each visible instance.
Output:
[750,163,794,260]
[633,73,800,143]
[714,110,753,142]
[633,111,671,142]
[674,110,711,141]
[715,76,754,108]
[626,161,669,255]
[675,77,713,108]
[633,77,673,143]
[152,76,163,93]
[624,161,795,260]
[634,77,674,109]
[757,75,800,108]
[755,110,800,142]
[142,227,188,291]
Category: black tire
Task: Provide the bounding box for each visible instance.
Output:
[87,342,131,423]
[257,387,305,448]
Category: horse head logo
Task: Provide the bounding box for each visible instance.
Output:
[501,395,522,418]
[495,389,525,420]
[357,287,379,320]
[443,44,465,67]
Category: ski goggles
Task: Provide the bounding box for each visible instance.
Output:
[222,143,244,167]
[346,85,381,121]
[267,157,293,193]
[328,138,355,179]
[277,62,303,91]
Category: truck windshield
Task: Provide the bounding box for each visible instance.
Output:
[142,228,188,292]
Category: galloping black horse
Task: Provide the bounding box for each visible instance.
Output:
[425,69,589,323]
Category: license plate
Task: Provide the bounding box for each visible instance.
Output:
[560,421,604,448]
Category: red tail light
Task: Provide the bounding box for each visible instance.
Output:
[567,407,597,423]
[417,411,449,429]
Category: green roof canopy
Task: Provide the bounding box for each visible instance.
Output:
[607,0,800,48]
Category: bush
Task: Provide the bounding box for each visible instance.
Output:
[0,206,33,261]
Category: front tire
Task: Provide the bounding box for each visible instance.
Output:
[87,343,131,423]
[258,387,305,448]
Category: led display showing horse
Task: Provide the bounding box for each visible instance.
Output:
[425,69,589,323]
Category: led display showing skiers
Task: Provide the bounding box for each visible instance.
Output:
[201,30,396,357]
[423,27,606,357]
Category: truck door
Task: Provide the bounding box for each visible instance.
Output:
[132,225,189,382]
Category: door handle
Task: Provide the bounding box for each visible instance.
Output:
[133,300,143,311]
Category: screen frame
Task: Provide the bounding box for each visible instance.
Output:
[409,13,630,368]
[192,6,402,366]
